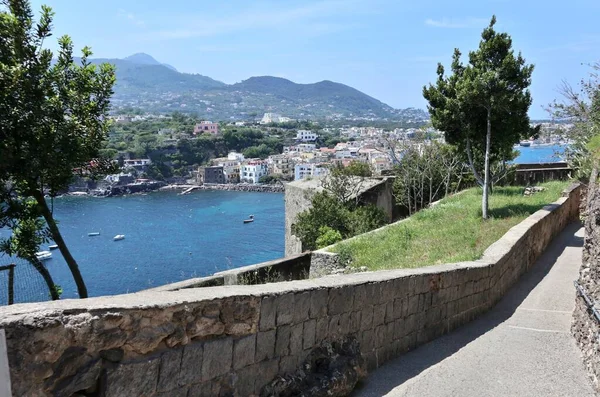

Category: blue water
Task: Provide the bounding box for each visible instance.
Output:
[513,144,567,164]
[0,191,284,299]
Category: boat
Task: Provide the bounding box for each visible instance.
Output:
[243,215,255,224]
[519,140,531,147]
[35,251,52,261]
[88,232,100,236]
[113,234,125,241]
[48,244,59,250]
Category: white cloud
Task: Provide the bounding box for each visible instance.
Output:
[117,9,145,27]
[153,0,364,39]
[425,17,488,29]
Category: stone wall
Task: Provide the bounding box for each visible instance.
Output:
[0,184,581,397]
[572,176,600,392]
[513,162,573,186]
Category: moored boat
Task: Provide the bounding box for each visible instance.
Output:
[48,244,59,250]
[88,232,100,236]
[113,234,125,241]
[35,251,52,261]
[243,214,255,224]
[519,140,531,147]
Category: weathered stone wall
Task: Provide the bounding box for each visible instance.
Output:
[573,176,600,392]
[0,184,581,397]
[513,162,573,186]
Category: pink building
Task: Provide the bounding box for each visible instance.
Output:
[193,121,219,135]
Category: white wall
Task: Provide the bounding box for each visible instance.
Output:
[0,329,12,397]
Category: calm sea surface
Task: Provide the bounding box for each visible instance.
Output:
[1,191,284,299]
[513,144,567,164]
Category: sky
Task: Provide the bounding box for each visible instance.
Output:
[29,0,600,119]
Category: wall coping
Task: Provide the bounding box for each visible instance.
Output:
[0,183,580,325]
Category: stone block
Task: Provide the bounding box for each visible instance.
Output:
[254,359,279,394]
[277,293,295,325]
[279,355,298,375]
[380,281,396,302]
[104,357,160,397]
[187,381,219,397]
[290,324,303,355]
[259,296,277,331]
[156,386,188,397]
[393,277,410,297]
[394,319,405,340]
[275,325,291,356]
[303,319,316,350]
[375,324,387,348]
[349,311,362,333]
[201,338,233,381]
[361,329,374,352]
[233,334,256,370]
[384,301,394,324]
[235,364,257,396]
[365,283,382,305]
[157,348,183,392]
[179,342,203,386]
[353,284,367,311]
[328,287,354,315]
[373,303,386,327]
[407,294,419,315]
[255,330,276,362]
[328,314,341,338]
[339,312,351,336]
[393,298,405,320]
[310,289,329,318]
[361,306,373,331]
[293,292,311,323]
[316,316,329,343]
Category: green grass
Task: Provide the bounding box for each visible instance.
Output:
[330,181,569,271]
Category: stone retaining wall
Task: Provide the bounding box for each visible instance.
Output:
[0,184,581,396]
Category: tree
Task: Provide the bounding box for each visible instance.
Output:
[423,16,533,219]
[0,0,116,298]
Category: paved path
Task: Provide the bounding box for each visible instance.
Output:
[354,222,595,397]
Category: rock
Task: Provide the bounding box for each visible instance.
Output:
[260,336,367,397]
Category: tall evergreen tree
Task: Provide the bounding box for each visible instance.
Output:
[423,16,534,219]
[0,0,116,298]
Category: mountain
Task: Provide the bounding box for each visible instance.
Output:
[124,53,178,72]
[98,53,427,121]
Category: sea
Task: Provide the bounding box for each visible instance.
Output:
[0,144,567,302]
[513,144,567,164]
[0,191,284,300]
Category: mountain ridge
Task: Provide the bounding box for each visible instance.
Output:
[99,53,426,121]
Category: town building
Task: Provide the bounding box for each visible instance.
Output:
[260,113,292,124]
[294,163,329,181]
[123,159,151,171]
[268,155,294,179]
[241,160,269,184]
[295,130,318,142]
[198,166,226,184]
[193,121,219,135]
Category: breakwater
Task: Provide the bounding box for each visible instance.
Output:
[161,183,285,193]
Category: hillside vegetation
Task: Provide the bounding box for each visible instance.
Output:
[330,181,569,270]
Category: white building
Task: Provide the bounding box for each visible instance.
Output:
[260,113,292,124]
[294,163,329,181]
[296,130,318,142]
[241,160,269,184]
[123,159,151,170]
[227,151,245,162]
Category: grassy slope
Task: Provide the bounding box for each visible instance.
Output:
[331,181,569,271]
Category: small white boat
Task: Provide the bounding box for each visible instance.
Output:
[35,251,52,261]
[48,244,59,250]
[519,140,531,147]
[88,232,100,236]
[113,234,125,241]
[243,214,255,224]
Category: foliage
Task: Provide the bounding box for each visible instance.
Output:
[392,141,469,214]
[331,181,568,271]
[291,170,387,251]
[423,16,533,219]
[548,62,600,180]
[316,226,343,249]
[344,161,373,177]
[0,0,116,298]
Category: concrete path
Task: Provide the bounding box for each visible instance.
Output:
[354,222,595,397]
